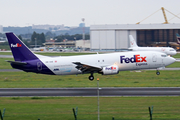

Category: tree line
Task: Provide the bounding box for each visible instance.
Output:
[54,34,90,42]
[0,31,90,49]
[28,31,90,45]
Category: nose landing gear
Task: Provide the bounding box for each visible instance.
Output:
[156,70,160,75]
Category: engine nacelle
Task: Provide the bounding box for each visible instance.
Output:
[102,65,119,75]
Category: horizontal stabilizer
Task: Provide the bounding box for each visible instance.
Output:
[6,60,27,65]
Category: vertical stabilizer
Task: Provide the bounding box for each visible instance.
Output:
[129,35,138,47]
[6,33,38,61]
[176,33,180,44]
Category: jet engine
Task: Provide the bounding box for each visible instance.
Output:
[102,65,119,75]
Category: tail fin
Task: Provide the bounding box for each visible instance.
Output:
[176,33,180,44]
[6,32,38,61]
[129,35,138,47]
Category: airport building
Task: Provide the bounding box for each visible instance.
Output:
[90,24,180,51]
[76,40,90,48]
[44,40,90,49]
[0,25,3,33]
[44,41,76,48]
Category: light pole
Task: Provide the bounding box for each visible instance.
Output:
[82,18,85,40]
[35,38,37,48]
[97,78,100,120]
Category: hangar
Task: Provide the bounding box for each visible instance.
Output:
[90,24,180,51]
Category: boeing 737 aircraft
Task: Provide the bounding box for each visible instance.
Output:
[128,35,177,56]
[6,33,176,80]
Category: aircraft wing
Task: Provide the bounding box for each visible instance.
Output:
[72,62,102,73]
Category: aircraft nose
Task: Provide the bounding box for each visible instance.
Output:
[171,49,177,56]
[173,50,177,56]
[166,57,176,66]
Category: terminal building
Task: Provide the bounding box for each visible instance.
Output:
[44,40,90,49]
[0,25,3,33]
[90,24,180,51]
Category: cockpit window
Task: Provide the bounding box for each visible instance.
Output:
[161,55,167,57]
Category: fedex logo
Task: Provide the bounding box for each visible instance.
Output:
[120,55,147,63]
[105,66,116,70]
[11,43,22,48]
[130,41,134,45]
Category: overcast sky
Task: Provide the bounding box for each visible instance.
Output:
[0,0,180,27]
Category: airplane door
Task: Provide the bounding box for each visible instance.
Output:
[149,53,157,68]
[37,62,42,71]
[152,54,157,62]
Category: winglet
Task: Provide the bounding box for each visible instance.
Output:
[129,35,138,47]
[5,32,38,61]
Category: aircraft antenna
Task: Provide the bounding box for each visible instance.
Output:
[82,18,85,47]
[82,18,85,40]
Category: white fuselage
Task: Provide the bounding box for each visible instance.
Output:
[38,51,175,75]
[129,47,177,56]
[128,35,177,56]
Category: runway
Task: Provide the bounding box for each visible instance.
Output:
[0,55,13,58]
[0,87,180,97]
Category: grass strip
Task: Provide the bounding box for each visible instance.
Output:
[0,96,180,120]
[0,70,180,88]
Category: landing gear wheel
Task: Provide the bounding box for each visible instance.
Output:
[89,76,94,81]
[156,71,160,75]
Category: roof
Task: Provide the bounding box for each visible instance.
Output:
[90,23,180,30]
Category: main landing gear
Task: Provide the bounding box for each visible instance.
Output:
[156,70,160,75]
[88,73,94,81]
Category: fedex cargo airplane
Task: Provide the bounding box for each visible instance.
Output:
[128,35,177,56]
[6,33,176,80]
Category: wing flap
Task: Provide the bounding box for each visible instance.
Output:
[73,62,102,73]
